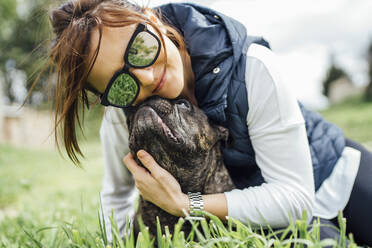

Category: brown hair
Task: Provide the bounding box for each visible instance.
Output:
[29,0,187,165]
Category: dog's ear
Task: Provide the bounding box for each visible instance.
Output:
[215,125,229,142]
[209,119,229,143]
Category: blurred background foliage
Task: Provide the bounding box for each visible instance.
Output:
[365,42,372,101]
[0,0,53,106]
[322,42,372,102]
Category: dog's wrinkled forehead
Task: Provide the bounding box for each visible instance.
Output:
[142,96,174,118]
[125,96,173,127]
[125,96,198,127]
[126,95,229,159]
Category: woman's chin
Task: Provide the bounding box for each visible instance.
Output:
[162,85,183,99]
[164,92,182,100]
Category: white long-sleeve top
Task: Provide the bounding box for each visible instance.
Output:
[99,44,359,240]
[223,44,315,228]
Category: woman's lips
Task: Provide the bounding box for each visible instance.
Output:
[152,67,167,94]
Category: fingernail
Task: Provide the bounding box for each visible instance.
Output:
[137,150,145,158]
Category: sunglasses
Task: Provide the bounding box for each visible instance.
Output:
[99,23,161,108]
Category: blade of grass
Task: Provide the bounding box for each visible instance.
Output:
[98,193,108,246]
[23,228,43,248]
[156,217,164,248]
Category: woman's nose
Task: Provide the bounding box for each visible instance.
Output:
[130,66,155,87]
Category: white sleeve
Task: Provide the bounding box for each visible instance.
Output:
[224,44,315,228]
[99,106,138,241]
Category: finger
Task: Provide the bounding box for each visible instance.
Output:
[123,153,147,176]
[137,150,165,179]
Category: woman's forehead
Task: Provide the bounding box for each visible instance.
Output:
[87,24,137,92]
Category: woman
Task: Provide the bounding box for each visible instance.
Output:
[36,0,372,245]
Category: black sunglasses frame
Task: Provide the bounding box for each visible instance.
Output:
[100,23,161,108]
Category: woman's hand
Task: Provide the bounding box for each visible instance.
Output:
[123,150,189,217]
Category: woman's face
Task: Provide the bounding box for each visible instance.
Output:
[87,22,185,106]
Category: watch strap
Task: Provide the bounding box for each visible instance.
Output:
[187,192,204,216]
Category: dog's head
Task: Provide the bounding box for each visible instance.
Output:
[125,96,228,181]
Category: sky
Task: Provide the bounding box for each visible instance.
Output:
[143,0,372,109]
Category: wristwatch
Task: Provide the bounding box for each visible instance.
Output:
[187,192,204,216]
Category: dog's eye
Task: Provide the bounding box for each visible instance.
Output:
[176,100,191,110]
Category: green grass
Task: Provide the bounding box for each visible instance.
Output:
[0,104,104,246]
[0,97,371,247]
[0,141,103,246]
[320,96,372,147]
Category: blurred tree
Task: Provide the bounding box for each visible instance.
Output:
[0,0,18,103]
[0,0,51,105]
[322,55,348,97]
[365,41,372,101]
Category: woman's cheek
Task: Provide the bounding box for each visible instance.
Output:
[164,72,184,99]
[133,88,150,106]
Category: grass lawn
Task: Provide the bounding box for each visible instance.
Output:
[0,141,104,246]
[320,97,372,148]
[0,97,371,247]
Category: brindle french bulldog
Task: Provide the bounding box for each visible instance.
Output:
[125,96,235,238]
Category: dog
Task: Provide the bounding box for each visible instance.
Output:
[125,96,235,238]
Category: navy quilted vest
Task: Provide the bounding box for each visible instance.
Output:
[154,3,345,191]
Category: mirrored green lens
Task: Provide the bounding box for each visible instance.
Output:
[128,31,159,67]
[107,73,138,107]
